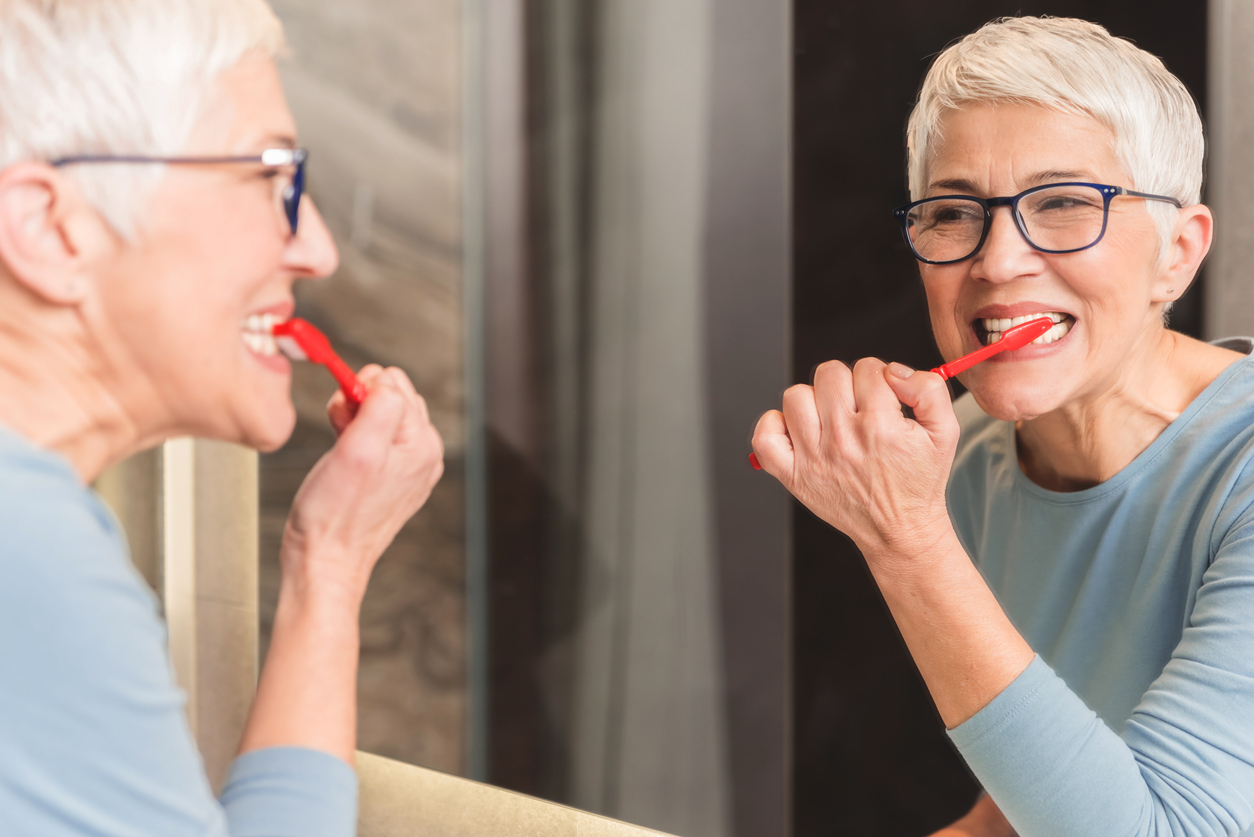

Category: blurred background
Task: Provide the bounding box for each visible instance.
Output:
[247,1,1222,836]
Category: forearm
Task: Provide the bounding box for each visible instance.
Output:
[237,577,364,765]
[930,794,1017,837]
[863,527,1033,729]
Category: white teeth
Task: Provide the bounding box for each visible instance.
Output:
[240,312,284,357]
[980,311,1073,346]
[1032,320,1073,345]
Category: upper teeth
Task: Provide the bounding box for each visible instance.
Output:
[241,312,282,357]
[981,312,1072,346]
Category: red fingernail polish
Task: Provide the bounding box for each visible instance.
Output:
[749,452,762,470]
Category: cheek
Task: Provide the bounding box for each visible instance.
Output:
[920,269,967,342]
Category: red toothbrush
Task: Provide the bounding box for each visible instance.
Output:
[749,316,1054,470]
[929,316,1053,381]
[272,317,367,406]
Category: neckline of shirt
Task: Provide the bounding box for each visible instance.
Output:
[1005,339,1254,505]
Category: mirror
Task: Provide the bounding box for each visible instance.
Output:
[260,1,790,836]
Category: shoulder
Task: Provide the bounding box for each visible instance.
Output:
[1144,350,1254,545]
[0,433,218,834]
[0,430,139,602]
[0,427,164,680]
[0,428,169,713]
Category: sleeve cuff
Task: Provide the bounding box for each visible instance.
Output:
[220,747,357,837]
[949,654,1056,752]
[946,655,1148,837]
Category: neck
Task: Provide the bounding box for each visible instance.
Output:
[0,291,163,484]
[1015,328,1242,492]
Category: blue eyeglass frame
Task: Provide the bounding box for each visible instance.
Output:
[891,181,1184,265]
[50,147,309,235]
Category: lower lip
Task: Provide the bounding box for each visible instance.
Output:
[970,321,1077,360]
[243,338,292,373]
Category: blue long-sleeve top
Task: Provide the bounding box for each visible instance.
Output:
[0,428,357,836]
[945,338,1254,837]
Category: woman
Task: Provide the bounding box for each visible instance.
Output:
[0,2,442,835]
[754,17,1254,837]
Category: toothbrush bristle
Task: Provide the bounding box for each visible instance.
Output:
[275,334,308,361]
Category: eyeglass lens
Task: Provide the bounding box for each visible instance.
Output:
[905,184,1108,263]
[281,159,305,235]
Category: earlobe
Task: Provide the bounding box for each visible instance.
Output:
[1153,204,1213,303]
[0,162,102,305]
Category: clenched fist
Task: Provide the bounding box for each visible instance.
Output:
[752,358,959,563]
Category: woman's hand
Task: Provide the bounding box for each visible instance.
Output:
[751,358,959,562]
[282,364,445,603]
[752,357,1034,729]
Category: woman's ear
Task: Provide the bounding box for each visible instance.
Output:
[1153,203,1213,304]
[0,161,111,305]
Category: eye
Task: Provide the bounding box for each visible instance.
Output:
[1036,195,1089,211]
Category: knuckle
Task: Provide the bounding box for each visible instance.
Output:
[783,383,813,403]
[814,360,850,381]
[852,356,885,374]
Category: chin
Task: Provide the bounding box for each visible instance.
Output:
[219,396,298,453]
[248,406,298,453]
[964,376,1060,423]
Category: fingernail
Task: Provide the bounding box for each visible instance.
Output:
[888,362,915,378]
[749,452,763,470]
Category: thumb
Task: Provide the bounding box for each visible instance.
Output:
[885,363,958,438]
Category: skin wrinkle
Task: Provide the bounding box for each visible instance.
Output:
[0,56,339,484]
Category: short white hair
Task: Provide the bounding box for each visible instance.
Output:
[0,0,286,238]
[907,16,1203,253]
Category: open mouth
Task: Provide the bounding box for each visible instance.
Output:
[241,313,283,357]
[975,312,1075,347]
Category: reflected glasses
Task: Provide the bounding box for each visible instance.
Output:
[51,148,309,235]
[893,182,1183,265]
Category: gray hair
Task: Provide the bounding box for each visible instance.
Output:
[907,16,1203,255]
[0,0,286,238]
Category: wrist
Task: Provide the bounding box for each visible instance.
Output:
[856,513,959,576]
[275,558,368,624]
[279,529,372,610]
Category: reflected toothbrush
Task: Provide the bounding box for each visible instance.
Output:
[272,317,367,406]
[748,316,1054,470]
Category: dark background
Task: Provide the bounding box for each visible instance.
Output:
[792,3,1208,835]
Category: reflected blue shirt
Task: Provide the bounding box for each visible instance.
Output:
[0,429,357,836]
[946,338,1254,837]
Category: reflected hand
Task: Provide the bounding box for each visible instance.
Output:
[282,364,445,601]
[751,358,959,560]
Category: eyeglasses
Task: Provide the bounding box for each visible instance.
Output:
[50,148,309,235]
[893,181,1183,265]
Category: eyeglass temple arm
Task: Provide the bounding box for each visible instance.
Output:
[1116,187,1183,208]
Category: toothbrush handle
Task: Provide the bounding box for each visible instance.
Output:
[324,355,366,405]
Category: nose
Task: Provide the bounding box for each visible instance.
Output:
[969,204,1039,283]
[283,195,340,279]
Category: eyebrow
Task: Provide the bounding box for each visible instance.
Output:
[927,170,1098,195]
[258,133,298,149]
